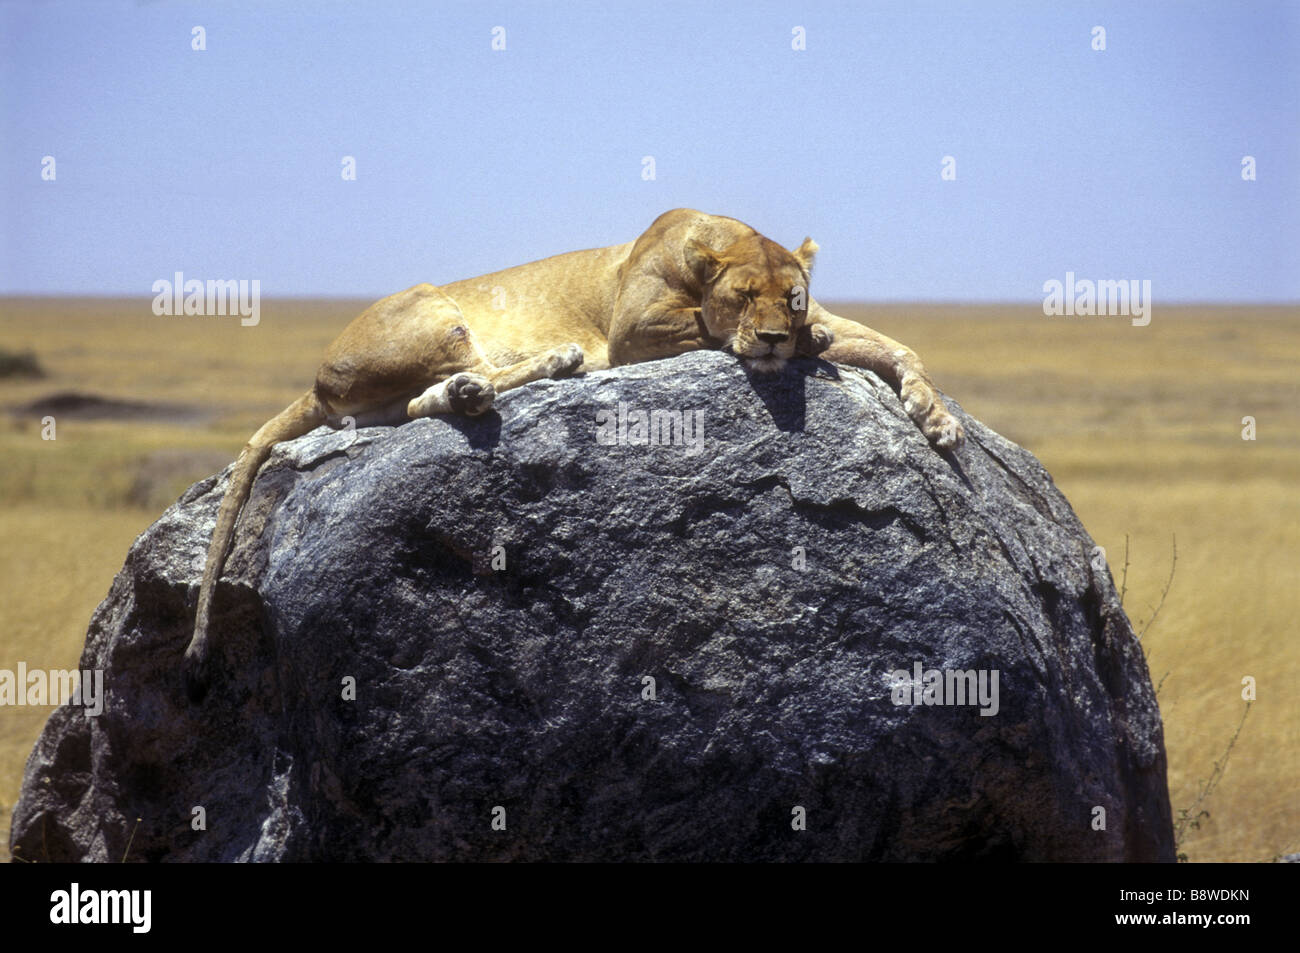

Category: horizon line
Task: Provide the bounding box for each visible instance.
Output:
[2,294,1297,309]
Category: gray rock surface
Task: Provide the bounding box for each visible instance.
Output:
[9,351,1175,861]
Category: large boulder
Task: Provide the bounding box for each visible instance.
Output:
[9,351,1175,862]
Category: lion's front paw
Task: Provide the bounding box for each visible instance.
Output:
[446,372,496,416]
[547,343,585,378]
[926,411,965,450]
[797,324,835,357]
[902,375,964,450]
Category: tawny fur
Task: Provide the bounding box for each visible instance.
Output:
[183,209,964,698]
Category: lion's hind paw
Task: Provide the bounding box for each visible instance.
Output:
[446,372,496,416]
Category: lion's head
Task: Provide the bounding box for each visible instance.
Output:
[687,233,819,372]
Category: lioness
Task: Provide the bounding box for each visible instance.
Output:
[184,208,964,697]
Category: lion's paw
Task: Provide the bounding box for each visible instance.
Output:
[445,372,496,416]
[799,324,835,356]
[926,412,965,450]
[547,343,585,377]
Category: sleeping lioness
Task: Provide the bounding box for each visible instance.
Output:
[184,208,964,698]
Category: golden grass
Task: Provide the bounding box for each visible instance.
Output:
[1,297,1296,862]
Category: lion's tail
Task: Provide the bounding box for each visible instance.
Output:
[184,389,327,701]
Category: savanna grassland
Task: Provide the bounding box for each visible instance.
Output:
[1,297,1296,863]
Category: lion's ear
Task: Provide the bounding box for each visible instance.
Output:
[686,239,726,284]
[791,237,819,273]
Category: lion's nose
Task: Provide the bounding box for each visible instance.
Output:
[756,330,789,345]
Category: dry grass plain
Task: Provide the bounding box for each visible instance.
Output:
[1,297,1295,862]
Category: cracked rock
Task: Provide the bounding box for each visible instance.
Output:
[9,351,1174,861]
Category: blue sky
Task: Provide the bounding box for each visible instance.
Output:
[2,0,1297,301]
